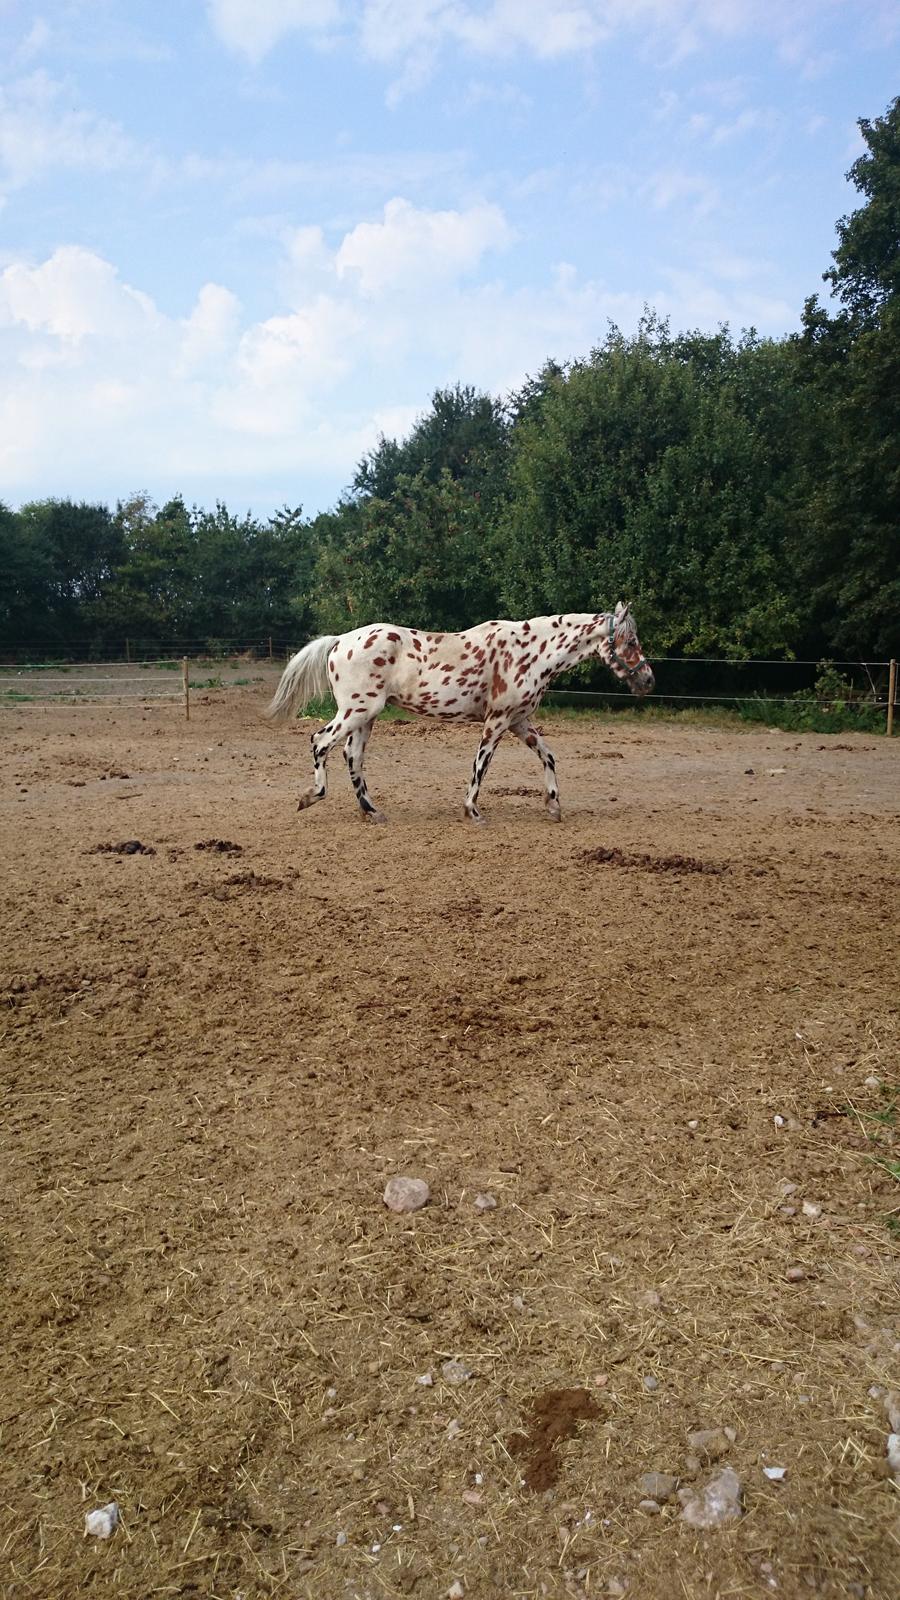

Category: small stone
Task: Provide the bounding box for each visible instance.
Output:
[773,1115,786,1128]
[687,1119,699,1130]
[448,1583,465,1599]
[785,1265,806,1282]
[642,1374,659,1391]
[336,1531,348,1547]
[446,1419,462,1440]
[763,1466,787,1481]
[864,1075,880,1089]
[638,1288,662,1309]
[639,1472,678,1502]
[683,1454,701,1475]
[801,1200,822,1219]
[888,1435,900,1478]
[461,1489,482,1506]
[744,767,755,775]
[884,1393,900,1433]
[383,1176,430,1213]
[416,1372,434,1387]
[637,1498,660,1514]
[777,1180,799,1197]
[678,1467,743,1528]
[442,1359,474,1385]
[686,1428,732,1463]
[779,1206,797,1217]
[84,1503,118,1539]
[511,1295,525,1312]
[474,1192,497,1211]
[593,1373,609,1387]
[768,767,786,776]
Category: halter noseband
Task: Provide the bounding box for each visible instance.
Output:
[605,611,646,680]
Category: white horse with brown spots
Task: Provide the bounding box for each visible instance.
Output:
[267,602,654,823]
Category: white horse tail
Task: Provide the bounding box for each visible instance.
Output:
[266,635,340,721]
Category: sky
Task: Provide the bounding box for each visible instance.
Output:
[0,1,897,520]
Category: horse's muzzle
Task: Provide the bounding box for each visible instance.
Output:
[631,663,655,698]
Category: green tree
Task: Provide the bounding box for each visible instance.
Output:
[798,95,900,657]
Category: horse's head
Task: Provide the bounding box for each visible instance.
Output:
[599,601,655,698]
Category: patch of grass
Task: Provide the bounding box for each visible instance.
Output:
[190,676,226,690]
[850,1084,900,1233]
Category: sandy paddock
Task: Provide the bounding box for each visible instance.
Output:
[1,681,898,1599]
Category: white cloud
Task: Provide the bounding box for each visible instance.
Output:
[0,197,799,508]
[206,0,342,61]
[0,71,142,189]
[335,197,513,296]
[204,0,895,92]
[0,246,159,341]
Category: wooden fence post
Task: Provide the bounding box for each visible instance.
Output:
[888,658,896,737]
[183,657,190,722]
[125,637,130,663]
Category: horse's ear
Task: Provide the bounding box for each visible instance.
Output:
[614,598,626,618]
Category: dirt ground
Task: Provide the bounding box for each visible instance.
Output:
[1,679,898,1600]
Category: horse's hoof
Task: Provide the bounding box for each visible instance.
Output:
[464,810,488,826]
[546,804,562,822]
[297,792,316,811]
[363,810,388,825]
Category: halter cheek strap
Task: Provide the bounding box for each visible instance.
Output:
[605,612,647,680]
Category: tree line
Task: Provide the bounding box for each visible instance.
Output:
[2,97,897,671]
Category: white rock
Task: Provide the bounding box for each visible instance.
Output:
[887,1435,900,1478]
[474,1192,497,1211]
[383,1176,430,1213]
[678,1467,743,1529]
[336,1530,348,1546]
[638,1498,661,1514]
[885,1392,900,1433]
[84,1503,118,1539]
[416,1371,434,1386]
[763,1466,787,1481]
[801,1201,822,1219]
[639,1472,677,1502]
[687,1119,699,1130]
[642,1374,659,1391]
[448,1582,465,1598]
[446,1418,462,1440]
[774,1115,786,1128]
[442,1359,474,1385]
[864,1075,880,1089]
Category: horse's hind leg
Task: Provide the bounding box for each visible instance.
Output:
[297,718,339,810]
[511,715,561,820]
[343,720,385,823]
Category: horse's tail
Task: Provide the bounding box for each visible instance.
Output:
[266,635,340,722]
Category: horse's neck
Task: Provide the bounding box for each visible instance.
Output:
[543,613,608,674]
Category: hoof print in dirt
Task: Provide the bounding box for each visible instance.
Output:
[90,840,155,855]
[507,1388,601,1491]
[580,846,729,876]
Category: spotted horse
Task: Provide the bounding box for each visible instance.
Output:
[267,602,654,824]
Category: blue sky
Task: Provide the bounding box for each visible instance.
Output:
[0,1,897,519]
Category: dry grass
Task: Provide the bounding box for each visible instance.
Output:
[1,700,898,1599]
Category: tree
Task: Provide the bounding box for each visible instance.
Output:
[797,96,900,657]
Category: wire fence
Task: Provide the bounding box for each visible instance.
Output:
[1,648,896,732]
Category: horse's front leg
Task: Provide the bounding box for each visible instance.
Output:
[511,715,561,821]
[464,712,508,824]
[343,720,385,823]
